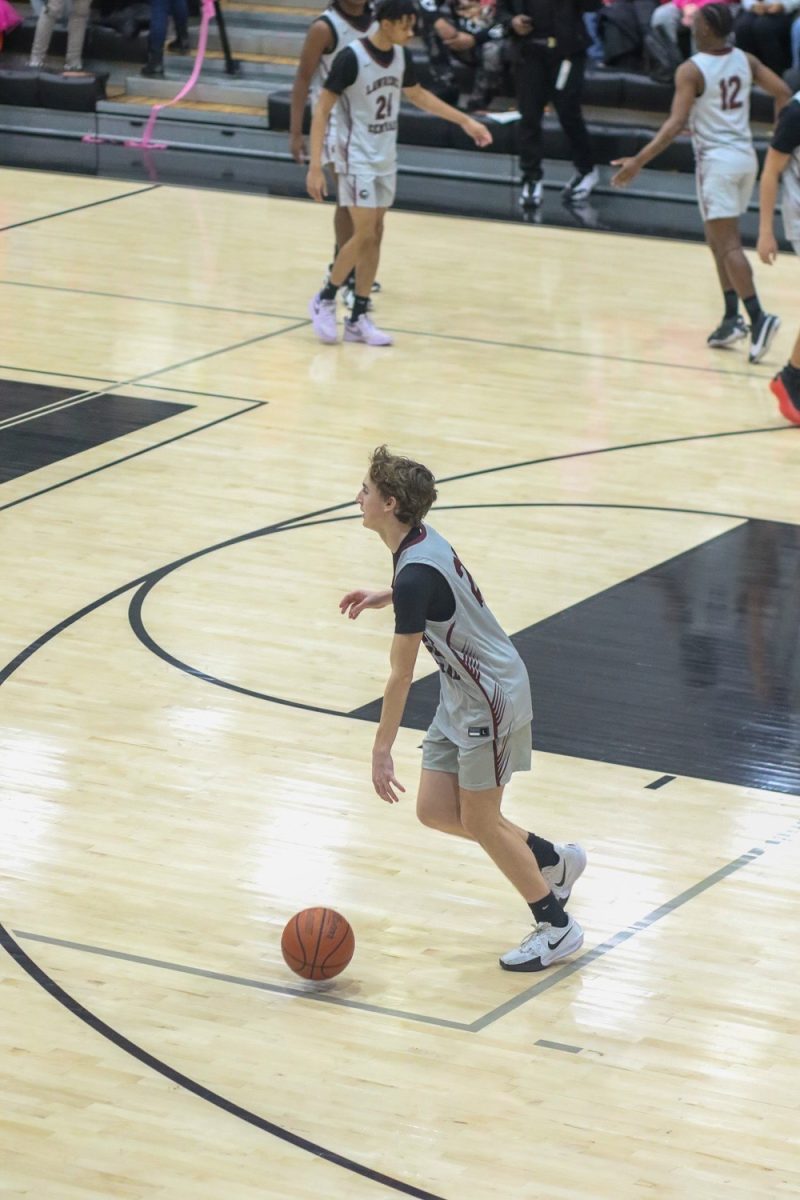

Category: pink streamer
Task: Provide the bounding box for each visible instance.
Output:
[126,0,216,150]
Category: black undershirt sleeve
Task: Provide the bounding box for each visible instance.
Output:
[393,564,455,634]
[324,46,359,93]
[402,46,419,88]
[772,100,800,155]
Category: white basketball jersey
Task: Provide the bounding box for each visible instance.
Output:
[782,93,800,245]
[334,39,404,176]
[394,524,533,750]
[689,48,754,159]
[310,5,374,109]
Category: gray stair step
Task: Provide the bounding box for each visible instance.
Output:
[158,53,296,83]
[197,27,305,55]
[125,74,274,106]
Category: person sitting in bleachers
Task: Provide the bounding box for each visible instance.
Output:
[735,0,800,76]
[418,0,511,110]
[650,0,737,64]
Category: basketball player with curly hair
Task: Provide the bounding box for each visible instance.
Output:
[340,446,586,971]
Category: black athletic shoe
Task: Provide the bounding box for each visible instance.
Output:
[749,312,781,364]
[707,315,748,348]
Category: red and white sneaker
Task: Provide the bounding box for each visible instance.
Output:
[343,315,393,346]
[308,292,338,344]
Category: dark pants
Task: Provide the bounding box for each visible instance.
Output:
[148,0,188,56]
[735,11,794,76]
[514,46,593,180]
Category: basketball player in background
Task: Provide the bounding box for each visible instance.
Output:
[339,445,587,971]
[306,0,492,346]
[757,84,800,424]
[611,3,791,363]
[290,0,377,308]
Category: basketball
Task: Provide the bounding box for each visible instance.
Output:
[281,907,355,981]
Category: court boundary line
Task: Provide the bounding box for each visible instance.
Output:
[2,441,798,1192]
[0,922,449,1200]
[0,362,267,404]
[0,319,312,513]
[0,184,160,232]
[11,818,800,1036]
[0,276,778,379]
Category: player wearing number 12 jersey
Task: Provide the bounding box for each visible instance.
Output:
[339,445,587,972]
[611,4,791,363]
[306,0,492,346]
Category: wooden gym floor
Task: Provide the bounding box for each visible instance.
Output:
[1,166,800,1200]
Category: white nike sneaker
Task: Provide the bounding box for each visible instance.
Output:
[542,842,587,904]
[499,916,584,973]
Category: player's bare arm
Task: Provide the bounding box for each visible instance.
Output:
[611,62,701,187]
[402,83,493,146]
[340,588,394,618]
[757,146,792,263]
[746,54,792,123]
[372,632,423,804]
[306,87,338,200]
[290,20,335,163]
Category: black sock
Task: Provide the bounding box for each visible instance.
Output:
[723,289,738,320]
[350,294,370,321]
[320,280,339,302]
[529,891,568,928]
[743,294,763,326]
[526,832,560,869]
[784,362,800,379]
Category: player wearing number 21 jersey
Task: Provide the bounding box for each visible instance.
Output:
[611,3,790,363]
[306,0,492,347]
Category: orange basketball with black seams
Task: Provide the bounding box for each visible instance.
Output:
[281,907,355,981]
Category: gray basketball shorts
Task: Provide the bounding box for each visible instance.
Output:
[337,171,397,209]
[421,719,532,792]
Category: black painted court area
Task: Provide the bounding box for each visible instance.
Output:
[0,382,192,482]
[350,520,800,795]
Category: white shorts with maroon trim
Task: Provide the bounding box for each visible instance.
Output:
[337,171,396,209]
[695,149,757,222]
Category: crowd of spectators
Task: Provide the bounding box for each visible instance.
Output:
[417,0,800,111]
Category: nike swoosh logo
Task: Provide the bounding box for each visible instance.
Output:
[553,863,566,888]
[547,927,572,950]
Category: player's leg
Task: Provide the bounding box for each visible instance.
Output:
[338,203,392,345]
[458,783,584,972]
[705,223,748,348]
[701,165,780,363]
[333,202,354,263]
[417,728,584,899]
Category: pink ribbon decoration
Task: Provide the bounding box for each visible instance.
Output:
[126,0,216,149]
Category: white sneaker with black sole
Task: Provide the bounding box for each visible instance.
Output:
[563,167,599,204]
[541,842,587,904]
[499,915,584,972]
[749,312,781,364]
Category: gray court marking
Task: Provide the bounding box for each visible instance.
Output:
[535,1040,583,1054]
[16,818,800,1034]
[12,931,472,1032]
